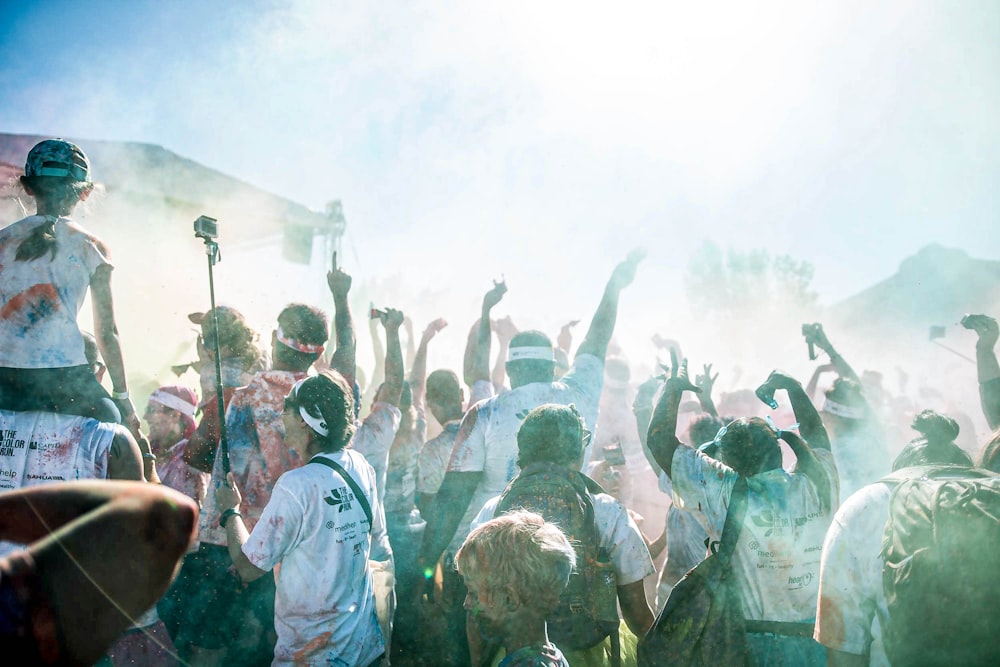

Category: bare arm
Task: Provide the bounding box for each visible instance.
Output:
[632,377,661,474]
[216,472,267,583]
[327,252,356,388]
[467,281,507,387]
[805,324,860,384]
[90,264,140,434]
[758,371,831,452]
[695,363,720,419]
[107,429,145,482]
[410,318,447,411]
[646,360,700,478]
[575,250,643,361]
[965,314,1000,429]
[618,580,654,636]
[375,309,405,407]
[491,316,517,390]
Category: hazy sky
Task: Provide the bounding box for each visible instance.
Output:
[2,0,998,313]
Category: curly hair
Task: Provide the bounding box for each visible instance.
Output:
[455,510,575,614]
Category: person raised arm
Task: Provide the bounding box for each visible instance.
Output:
[645,359,701,478]
[464,280,507,387]
[694,362,720,418]
[632,375,663,474]
[374,308,405,408]
[490,315,518,391]
[410,318,448,412]
[755,369,833,509]
[575,250,644,362]
[963,314,1000,429]
[803,323,860,384]
[326,251,356,389]
[757,370,831,452]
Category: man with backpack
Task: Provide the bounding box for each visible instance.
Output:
[470,403,654,667]
[814,411,1000,667]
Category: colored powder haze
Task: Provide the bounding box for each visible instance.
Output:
[1,2,999,447]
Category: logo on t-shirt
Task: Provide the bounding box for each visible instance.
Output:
[324,486,356,513]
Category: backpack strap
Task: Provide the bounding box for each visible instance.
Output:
[310,455,374,529]
[715,477,749,566]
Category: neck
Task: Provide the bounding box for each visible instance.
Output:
[500,613,549,656]
[35,203,72,217]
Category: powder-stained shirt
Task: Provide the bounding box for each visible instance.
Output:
[0,409,118,557]
[0,215,111,368]
[446,354,604,553]
[473,489,655,586]
[199,369,306,546]
[158,438,210,507]
[349,402,402,505]
[671,446,839,623]
[243,449,390,667]
[383,412,426,516]
[814,482,892,666]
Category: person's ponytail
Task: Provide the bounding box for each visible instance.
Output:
[15,215,58,262]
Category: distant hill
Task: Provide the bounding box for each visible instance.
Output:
[829,244,1000,336]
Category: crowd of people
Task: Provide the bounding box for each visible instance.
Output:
[0,138,998,667]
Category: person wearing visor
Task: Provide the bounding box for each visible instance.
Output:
[217,371,391,667]
[417,251,643,667]
[0,138,139,434]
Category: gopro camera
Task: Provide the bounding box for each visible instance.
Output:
[194,215,219,241]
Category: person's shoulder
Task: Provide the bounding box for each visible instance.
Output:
[62,218,110,254]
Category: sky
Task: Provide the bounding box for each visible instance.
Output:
[1,0,999,391]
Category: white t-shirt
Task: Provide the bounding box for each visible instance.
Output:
[0,215,111,368]
[472,489,655,586]
[446,354,604,552]
[350,402,402,505]
[814,482,891,666]
[656,472,710,603]
[0,410,118,557]
[242,448,391,667]
[671,446,839,623]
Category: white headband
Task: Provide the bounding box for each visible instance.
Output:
[507,346,554,362]
[289,378,329,437]
[149,390,197,417]
[823,398,865,420]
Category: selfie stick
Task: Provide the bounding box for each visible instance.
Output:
[196,218,231,475]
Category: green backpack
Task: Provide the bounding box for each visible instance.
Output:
[881,465,1000,667]
[495,462,620,654]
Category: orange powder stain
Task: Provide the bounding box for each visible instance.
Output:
[0,284,60,320]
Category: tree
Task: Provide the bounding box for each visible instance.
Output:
[685,241,818,321]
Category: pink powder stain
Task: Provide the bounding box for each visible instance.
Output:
[0,283,60,321]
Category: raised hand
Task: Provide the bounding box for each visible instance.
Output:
[963,314,999,348]
[422,317,448,343]
[609,248,646,292]
[326,251,352,298]
[695,363,718,395]
[483,278,508,311]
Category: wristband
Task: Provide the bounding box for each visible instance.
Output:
[142,453,156,461]
[111,390,129,400]
[220,508,243,529]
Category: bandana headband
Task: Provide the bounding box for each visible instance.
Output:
[823,398,865,420]
[149,390,197,417]
[276,325,325,355]
[507,346,554,362]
